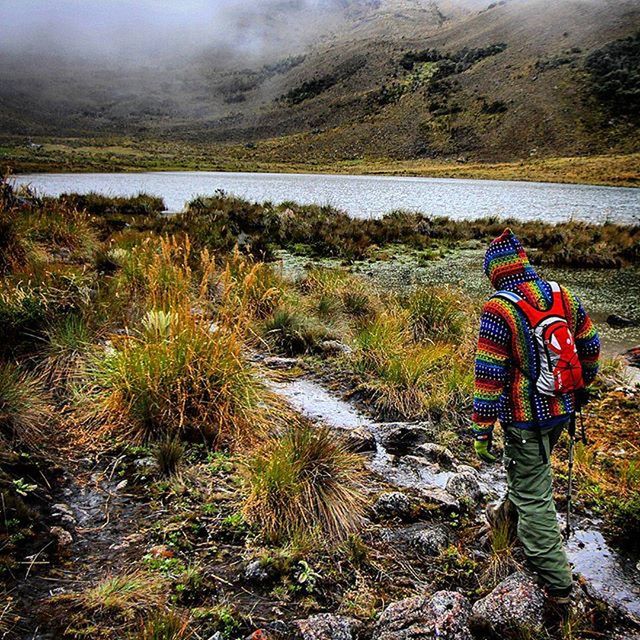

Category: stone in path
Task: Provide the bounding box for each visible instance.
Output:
[470,571,545,638]
[295,613,357,640]
[374,590,473,640]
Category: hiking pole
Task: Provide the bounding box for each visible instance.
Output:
[565,413,576,540]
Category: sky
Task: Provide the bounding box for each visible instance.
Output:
[0,0,342,64]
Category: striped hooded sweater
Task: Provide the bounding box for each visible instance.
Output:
[472,229,600,440]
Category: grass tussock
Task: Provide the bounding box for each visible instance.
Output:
[241,423,367,545]
[86,304,270,445]
[47,570,168,638]
[137,611,194,640]
[349,297,475,422]
[0,361,54,450]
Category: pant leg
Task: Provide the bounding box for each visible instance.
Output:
[503,422,572,593]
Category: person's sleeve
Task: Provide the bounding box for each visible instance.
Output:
[573,297,600,385]
[472,300,512,440]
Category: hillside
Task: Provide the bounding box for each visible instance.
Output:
[1,0,639,163]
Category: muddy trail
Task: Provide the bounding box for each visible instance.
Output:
[270,370,640,622]
[13,458,153,639]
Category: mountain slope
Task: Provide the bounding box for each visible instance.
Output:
[0,0,639,162]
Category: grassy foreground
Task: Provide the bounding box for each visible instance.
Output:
[2,136,639,187]
[1,179,638,638]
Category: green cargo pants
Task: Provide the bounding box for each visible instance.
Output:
[502,418,573,594]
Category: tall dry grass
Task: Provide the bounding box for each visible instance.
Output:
[241,422,367,545]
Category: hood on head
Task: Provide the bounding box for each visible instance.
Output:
[484,228,539,290]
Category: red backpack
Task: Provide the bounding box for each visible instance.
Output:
[495,282,584,396]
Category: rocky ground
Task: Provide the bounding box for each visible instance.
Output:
[8,351,640,640]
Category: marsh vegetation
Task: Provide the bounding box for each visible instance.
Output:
[1,178,638,639]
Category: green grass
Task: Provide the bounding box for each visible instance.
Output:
[241,422,367,545]
[0,362,53,450]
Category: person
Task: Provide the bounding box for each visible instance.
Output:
[471,228,600,600]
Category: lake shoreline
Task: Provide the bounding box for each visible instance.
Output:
[2,137,639,188]
[11,170,640,224]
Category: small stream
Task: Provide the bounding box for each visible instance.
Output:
[271,376,640,618]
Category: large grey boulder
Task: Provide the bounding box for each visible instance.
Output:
[470,572,545,638]
[374,590,472,640]
[415,443,456,468]
[446,471,483,502]
[410,524,451,556]
[295,613,356,640]
[378,423,432,455]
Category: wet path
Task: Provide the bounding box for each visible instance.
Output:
[272,375,640,618]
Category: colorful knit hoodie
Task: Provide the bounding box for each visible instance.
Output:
[472,229,600,440]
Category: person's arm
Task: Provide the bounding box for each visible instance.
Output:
[472,300,512,445]
[574,298,600,386]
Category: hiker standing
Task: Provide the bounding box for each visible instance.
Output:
[471,229,600,600]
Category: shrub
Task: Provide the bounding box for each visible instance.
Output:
[585,31,640,117]
[86,304,271,445]
[0,362,54,450]
[241,423,367,544]
[263,307,328,355]
[403,286,467,341]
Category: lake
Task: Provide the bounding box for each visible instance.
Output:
[13,171,640,223]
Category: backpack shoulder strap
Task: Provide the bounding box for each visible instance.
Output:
[547,281,566,316]
[491,290,523,305]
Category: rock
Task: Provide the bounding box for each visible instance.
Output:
[415,443,456,468]
[374,590,472,640]
[624,346,640,369]
[244,559,274,584]
[470,572,544,638]
[50,526,73,549]
[320,340,353,356]
[419,486,461,512]
[378,423,432,455]
[411,524,451,556]
[263,356,303,370]
[133,457,156,474]
[51,503,74,518]
[344,426,376,453]
[607,314,635,328]
[456,464,479,476]
[51,503,77,528]
[248,621,293,639]
[372,492,416,521]
[149,544,174,558]
[295,613,356,640]
[446,472,483,502]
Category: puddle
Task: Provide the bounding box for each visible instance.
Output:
[272,375,640,619]
[567,524,640,616]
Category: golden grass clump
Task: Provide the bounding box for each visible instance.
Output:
[241,422,367,545]
[47,570,168,638]
[0,362,55,450]
[86,303,272,445]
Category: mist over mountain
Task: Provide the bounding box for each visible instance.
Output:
[1,0,638,162]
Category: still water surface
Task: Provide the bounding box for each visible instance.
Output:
[14,171,640,223]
